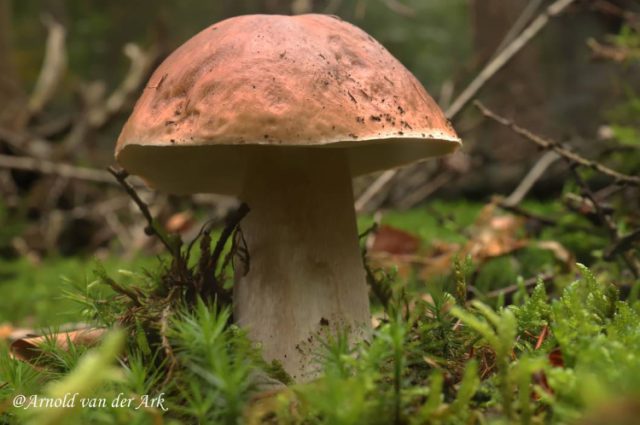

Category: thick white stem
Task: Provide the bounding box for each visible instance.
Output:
[234,148,371,381]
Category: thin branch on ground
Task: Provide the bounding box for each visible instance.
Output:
[570,166,639,277]
[494,198,557,227]
[0,126,54,159]
[502,151,560,207]
[0,153,115,184]
[28,16,67,115]
[355,170,396,212]
[605,228,640,261]
[474,101,640,187]
[354,0,578,211]
[107,166,179,256]
[211,203,250,277]
[446,0,577,118]
[97,268,142,307]
[396,171,454,210]
[474,101,640,276]
[87,43,159,128]
[479,273,554,299]
[491,0,545,59]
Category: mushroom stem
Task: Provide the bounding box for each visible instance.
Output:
[234,147,371,382]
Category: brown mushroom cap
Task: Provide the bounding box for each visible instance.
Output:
[116,14,461,195]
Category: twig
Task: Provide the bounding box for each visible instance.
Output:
[495,199,557,227]
[107,166,178,255]
[605,228,640,260]
[354,0,577,211]
[590,0,639,28]
[446,0,577,118]
[0,153,115,184]
[355,169,396,212]
[87,43,159,128]
[474,101,640,187]
[0,126,54,159]
[211,202,250,276]
[98,269,142,307]
[482,273,554,299]
[491,0,545,59]
[502,151,560,207]
[587,38,633,62]
[396,171,453,210]
[28,16,66,115]
[570,166,639,277]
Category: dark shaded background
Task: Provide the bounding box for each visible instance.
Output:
[1,0,639,258]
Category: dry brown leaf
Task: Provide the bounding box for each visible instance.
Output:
[466,204,526,261]
[0,323,14,340]
[370,225,421,255]
[165,211,195,234]
[10,328,107,363]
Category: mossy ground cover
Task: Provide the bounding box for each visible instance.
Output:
[0,200,639,424]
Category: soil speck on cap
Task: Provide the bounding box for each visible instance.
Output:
[347,91,357,104]
[356,116,365,124]
[370,115,381,122]
[320,317,329,326]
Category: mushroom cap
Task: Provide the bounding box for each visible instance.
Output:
[116,14,461,195]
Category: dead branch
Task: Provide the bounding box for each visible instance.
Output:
[28,16,66,115]
[211,202,250,276]
[491,0,545,59]
[494,198,557,227]
[587,38,635,62]
[107,166,179,256]
[605,228,640,260]
[503,151,560,207]
[0,126,53,159]
[0,153,115,184]
[354,0,578,211]
[474,101,640,187]
[87,43,159,128]
[97,268,142,307]
[396,171,453,210]
[480,273,554,299]
[446,0,577,118]
[355,170,396,212]
[569,166,639,277]
[590,0,639,28]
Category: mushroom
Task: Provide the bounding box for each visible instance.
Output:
[115,14,461,381]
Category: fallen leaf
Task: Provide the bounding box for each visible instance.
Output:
[370,225,421,255]
[10,328,107,363]
[165,211,194,234]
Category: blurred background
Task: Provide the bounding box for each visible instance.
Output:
[1,0,639,326]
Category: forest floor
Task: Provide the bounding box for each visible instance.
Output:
[1,199,639,424]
